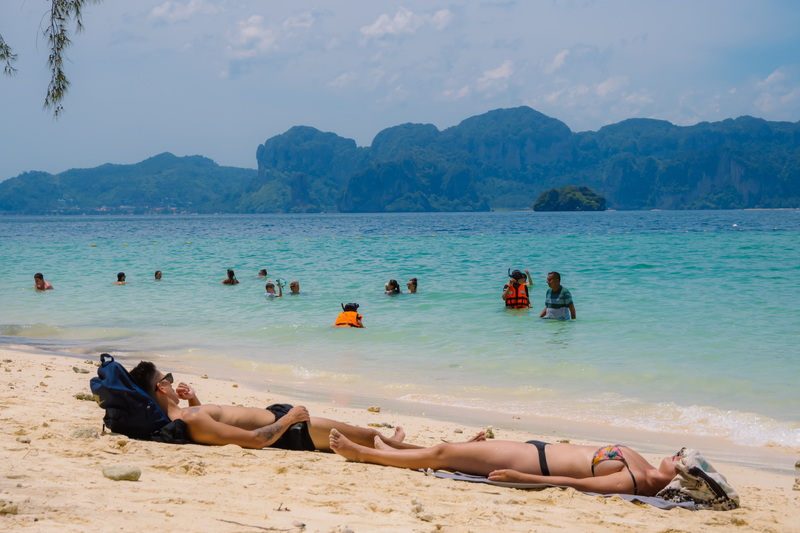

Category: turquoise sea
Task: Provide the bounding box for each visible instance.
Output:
[1,211,798,452]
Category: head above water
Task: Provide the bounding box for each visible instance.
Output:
[342,302,359,312]
[117,272,126,281]
[386,279,401,293]
[508,269,526,281]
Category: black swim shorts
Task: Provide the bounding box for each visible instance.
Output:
[265,403,316,451]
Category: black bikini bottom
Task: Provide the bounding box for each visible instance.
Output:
[525,439,551,476]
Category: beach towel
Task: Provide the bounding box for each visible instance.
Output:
[423,470,698,510]
[655,448,739,510]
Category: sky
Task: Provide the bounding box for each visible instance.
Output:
[1,0,799,180]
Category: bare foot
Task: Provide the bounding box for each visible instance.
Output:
[329,428,363,462]
[391,426,406,443]
[469,430,487,442]
[441,430,487,444]
[374,435,391,450]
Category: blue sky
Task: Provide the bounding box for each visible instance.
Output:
[1,0,799,180]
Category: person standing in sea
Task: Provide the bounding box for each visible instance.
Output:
[385,279,401,294]
[222,269,239,285]
[406,278,418,293]
[502,269,531,308]
[539,271,576,320]
[33,273,53,291]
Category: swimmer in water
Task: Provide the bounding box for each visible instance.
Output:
[114,272,126,285]
[333,303,364,328]
[265,282,283,298]
[385,279,401,294]
[222,269,239,285]
[407,278,418,293]
[33,273,53,291]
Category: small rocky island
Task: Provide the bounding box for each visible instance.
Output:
[533,185,606,211]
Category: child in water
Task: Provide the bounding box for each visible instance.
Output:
[265,282,283,298]
[385,279,401,294]
[333,303,364,328]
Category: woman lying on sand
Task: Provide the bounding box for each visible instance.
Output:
[329,429,684,496]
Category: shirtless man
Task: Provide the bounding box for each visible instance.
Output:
[33,272,53,291]
[129,361,412,452]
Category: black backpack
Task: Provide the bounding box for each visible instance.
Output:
[89,353,191,443]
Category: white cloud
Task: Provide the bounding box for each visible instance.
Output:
[543,85,590,106]
[150,0,218,23]
[624,90,654,106]
[476,60,514,94]
[225,11,319,61]
[596,76,628,97]
[329,72,358,89]
[227,15,277,59]
[757,67,788,88]
[360,7,452,38]
[753,66,799,114]
[442,86,470,100]
[283,12,315,30]
[544,49,570,74]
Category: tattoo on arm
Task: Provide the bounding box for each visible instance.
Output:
[254,423,285,446]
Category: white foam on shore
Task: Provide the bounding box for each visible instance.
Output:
[399,393,800,449]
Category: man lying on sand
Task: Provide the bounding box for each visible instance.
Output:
[130,361,423,452]
[329,429,685,496]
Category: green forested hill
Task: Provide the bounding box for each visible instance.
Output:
[0,153,257,214]
[2,107,799,214]
[256,107,800,212]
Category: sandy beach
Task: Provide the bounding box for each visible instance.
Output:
[1,345,797,533]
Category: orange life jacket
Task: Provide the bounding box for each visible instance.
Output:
[334,311,363,327]
[504,283,530,308]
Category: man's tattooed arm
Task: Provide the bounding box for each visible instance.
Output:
[254,422,285,447]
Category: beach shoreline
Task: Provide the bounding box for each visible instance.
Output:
[5,341,799,473]
[1,345,797,532]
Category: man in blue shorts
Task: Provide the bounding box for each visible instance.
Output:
[539,271,576,320]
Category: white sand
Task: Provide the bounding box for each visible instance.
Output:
[1,346,797,532]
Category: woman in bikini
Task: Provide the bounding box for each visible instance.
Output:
[329,430,683,496]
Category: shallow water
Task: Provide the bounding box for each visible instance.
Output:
[1,210,799,448]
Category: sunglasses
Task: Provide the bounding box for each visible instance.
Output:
[155,372,173,391]
[674,447,686,459]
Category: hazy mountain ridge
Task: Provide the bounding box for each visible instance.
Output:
[2,107,798,214]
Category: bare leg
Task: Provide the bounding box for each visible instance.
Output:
[308,417,419,451]
[329,429,543,475]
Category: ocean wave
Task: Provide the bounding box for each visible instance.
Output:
[399,393,800,449]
